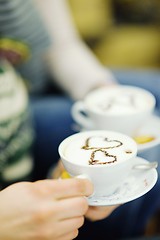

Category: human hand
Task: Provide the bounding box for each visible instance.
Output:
[86,81,118,97]
[51,160,119,222]
[0,178,93,240]
[85,205,119,222]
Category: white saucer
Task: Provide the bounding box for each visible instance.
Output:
[72,114,160,154]
[87,157,158,206]
[134,114,160,153]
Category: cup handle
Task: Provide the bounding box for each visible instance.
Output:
[71,101,94,129]
[60,171,95,197]
[132,161,158,170]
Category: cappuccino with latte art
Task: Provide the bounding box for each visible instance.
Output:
[59,130,137,196]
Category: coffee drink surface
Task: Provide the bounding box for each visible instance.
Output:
[86,86,154,115]
[64,131,137,166]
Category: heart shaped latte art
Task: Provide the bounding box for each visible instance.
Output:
[89,149,117,165]
[82,136,123,150]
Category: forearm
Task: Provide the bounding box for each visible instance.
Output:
[46,40,116,100]
[33,0,116,100]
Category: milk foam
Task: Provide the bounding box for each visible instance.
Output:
[64,131,137,166]
[86,86,155,115]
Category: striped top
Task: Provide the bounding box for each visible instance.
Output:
[0,0,50,187]
[0,60,34,188]
[0,0,51,93]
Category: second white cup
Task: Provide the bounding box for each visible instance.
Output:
[71,85,156,136]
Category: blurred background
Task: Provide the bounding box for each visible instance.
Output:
[68,0,160,70]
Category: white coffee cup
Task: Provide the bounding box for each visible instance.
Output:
[58,130,138,197]
[71,85,156,136]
